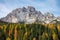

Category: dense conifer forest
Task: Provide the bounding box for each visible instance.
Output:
[0,21,60,40]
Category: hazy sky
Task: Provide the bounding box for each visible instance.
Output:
[0,0,60,18]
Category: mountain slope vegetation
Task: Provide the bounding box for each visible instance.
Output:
[0,21,60,40]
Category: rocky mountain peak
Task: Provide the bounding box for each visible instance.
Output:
[44,12,55,18]
[27,6,36,12]
[43,12,55,24]
[1,6,60,24]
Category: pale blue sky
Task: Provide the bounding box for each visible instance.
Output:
[0,0,60,18]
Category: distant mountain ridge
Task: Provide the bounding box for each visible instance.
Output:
[1,6,60,24]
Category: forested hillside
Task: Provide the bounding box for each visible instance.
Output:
[0,21,60,40]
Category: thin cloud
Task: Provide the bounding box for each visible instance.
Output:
[0,0,60,18]
[0,4,11,18]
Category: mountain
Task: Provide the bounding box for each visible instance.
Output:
[1,6,60,24]
[57,16,60,21]
[44,12,55,24]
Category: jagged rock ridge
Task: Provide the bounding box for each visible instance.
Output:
[1,6,60,24]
